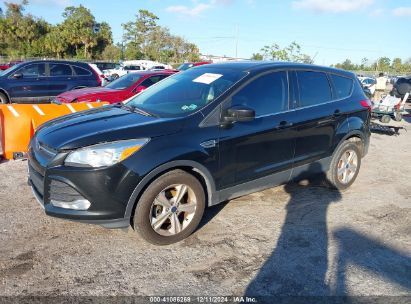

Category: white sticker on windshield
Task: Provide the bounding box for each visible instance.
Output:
[193,73,223,85]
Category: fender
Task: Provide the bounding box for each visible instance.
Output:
[124,160,217,220]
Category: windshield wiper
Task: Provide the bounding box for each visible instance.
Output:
[122,104,155,117]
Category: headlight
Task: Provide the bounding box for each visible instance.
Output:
[65,138,149,168]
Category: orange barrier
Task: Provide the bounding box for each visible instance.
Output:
[0,102,108,160]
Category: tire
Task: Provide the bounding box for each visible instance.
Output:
[0,92,9,104]
[133,169,205,245]
[112,74,119,80]
[380,115,391,123]
[326,141,362,190]
[397,82,411,96]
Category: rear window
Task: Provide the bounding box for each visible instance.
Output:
[296,71,332,107]
[73,65,92,76]
[331,74,353,99]
[49,63,73,76]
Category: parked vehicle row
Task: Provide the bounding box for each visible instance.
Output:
[28,62,371,245]
[0,60,101,104]
[0,59,211,104]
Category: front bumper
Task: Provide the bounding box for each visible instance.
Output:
[27,147,139,229]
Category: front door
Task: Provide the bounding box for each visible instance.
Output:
[8,63,48,103]
[218,70,296,188]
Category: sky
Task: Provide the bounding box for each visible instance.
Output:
[2,0,411,65]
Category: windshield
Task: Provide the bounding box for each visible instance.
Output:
[178,63,194,71]
[125,67,247,117]
[106,73,142,90]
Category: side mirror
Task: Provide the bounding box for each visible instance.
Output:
[134,85,146,94]
[223,106,255,123]
[12,73,23,79]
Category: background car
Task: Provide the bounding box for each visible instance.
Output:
[93,62,117,71]
[0,60,101,104]
[88,63,108,86]
[0,60,23,71]
[103,64,146,80]
[177,61,211,71]
[359,77,376,96]
[53,70,176,104]
[392,76,411,102]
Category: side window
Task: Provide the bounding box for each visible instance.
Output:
[140,76,165,88]
[17,64,46,78]
[49,63,73,76]
[331,74,353,99]
[296,71,332,107]
[73,66,92,76]
[230,71,289,116]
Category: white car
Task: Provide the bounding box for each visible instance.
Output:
[88,63,108,86]
[103,65,146,80]
[359,77,377,95]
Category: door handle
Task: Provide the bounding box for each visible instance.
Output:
[275,121,293,129]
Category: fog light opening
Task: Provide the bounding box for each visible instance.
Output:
[50,199,91,210]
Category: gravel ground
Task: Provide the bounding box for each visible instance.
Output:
[0,109,410,299]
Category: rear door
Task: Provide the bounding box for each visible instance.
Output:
[291,70,349,169]
[7,63,48,103]
[218,70,296,188]
[48,63,75,98]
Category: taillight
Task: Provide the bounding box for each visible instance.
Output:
[100,74,105,79]
[360,99,372,110]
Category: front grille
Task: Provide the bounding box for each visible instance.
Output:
[29,164,45,197]
[49,180,85,202]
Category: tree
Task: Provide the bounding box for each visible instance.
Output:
[44,25,67,58]
[260,41,312,63]
[377,57,391,72]
[251,53,263,60]
[101,44,121,61]
[122,9,159,59]
[61,5,97,58]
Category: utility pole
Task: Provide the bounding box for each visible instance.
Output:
[235,24,239,59]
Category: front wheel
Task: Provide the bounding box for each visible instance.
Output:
[326,141,362,190]
[133,170,205,245]
[0,92,9,104]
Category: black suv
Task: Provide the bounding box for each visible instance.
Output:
[0,60,100,103]
[28,62,371,245]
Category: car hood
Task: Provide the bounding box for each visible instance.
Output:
[56,87,121,102]
[35,105,183,150]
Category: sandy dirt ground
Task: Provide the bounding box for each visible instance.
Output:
[0,107,410,299]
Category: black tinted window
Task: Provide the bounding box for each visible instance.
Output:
[73,66,91,76]
[331,74,353,99]
[49,63,73,76]
[18,64,46,78]
[231,71,289,116]
[297,71,331,107]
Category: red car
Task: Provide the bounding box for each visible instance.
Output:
[0,60,23,71]
[53,70,176,104]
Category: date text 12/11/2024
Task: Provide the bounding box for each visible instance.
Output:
[149,296,258,303]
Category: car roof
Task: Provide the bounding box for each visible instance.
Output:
[20,60,90,66]
[197,61,355,77]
